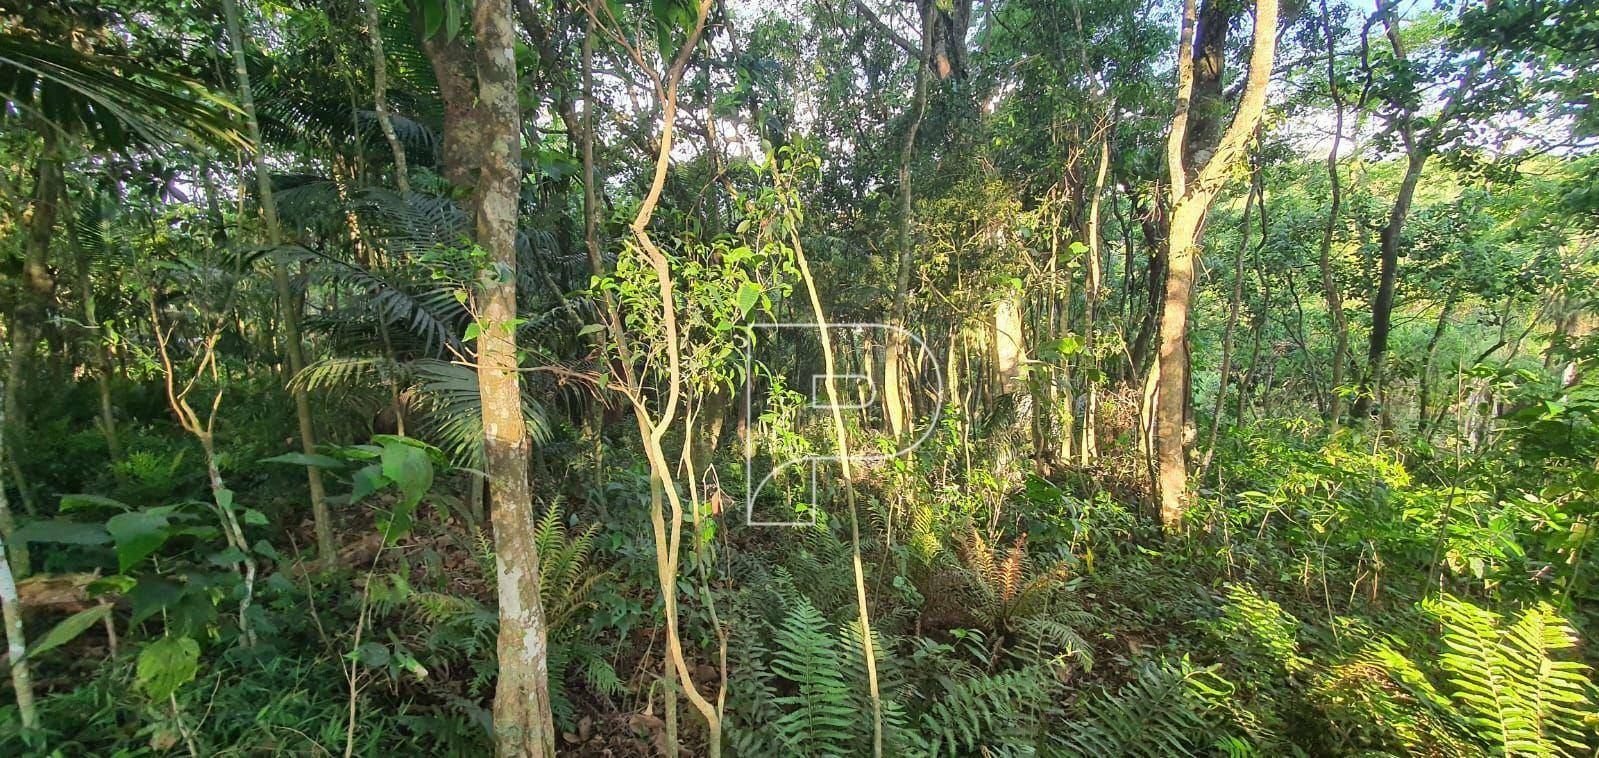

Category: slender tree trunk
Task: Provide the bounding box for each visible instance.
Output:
[1200,170,1257,476]
[1080,118,1112,466]
[1352,151,1424,421]
[469,1,557,754]
[365,0,411,195]
[1155,0,1278,527]
[787,214,885,758]
[1128,194,1166,379]
[884,9,936,439]
[0,500,35,731]
[69,206,123,461]
[0,373,37,730]
[222,0,336,564]
[1317,0,1351,429]
[1418,290,1459,438]
[5,132,63,518]
[1352,1,1480,422]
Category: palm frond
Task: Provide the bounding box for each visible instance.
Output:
[0,31,249,150]
[411,359,550,467]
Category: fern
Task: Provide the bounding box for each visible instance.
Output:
[960,529,1070,635]
[1321,637,1477,754]
[768,598,859,756]
[914,666,1057,756]
[1058,657,1238,757]
[531,502,602,631]
[1425,595,1596,756]
[1217,584,1307,674]
[1012,616,1094,672]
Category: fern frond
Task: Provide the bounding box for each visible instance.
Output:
[769,598,858,755]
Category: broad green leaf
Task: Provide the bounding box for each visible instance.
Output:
[355,641,390,667]
[736,281,762,315]
[136,636,200,700]
[351,463,389,504]
[128,576,183,626]
[380,438,434,509]
[106,508,175,573]
[15,519,111,545]
[59,493,131,513]
[24,604,111,661]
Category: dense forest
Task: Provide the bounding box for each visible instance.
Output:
[1,0,1597,754]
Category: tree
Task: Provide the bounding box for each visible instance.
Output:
[468,0,557,753]
[1155,0,1279,526]
[221,0,337,564]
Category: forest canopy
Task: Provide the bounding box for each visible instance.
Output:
[1,0,1597,755]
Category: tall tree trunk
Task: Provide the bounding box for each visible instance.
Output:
[365,0,411,194]
[222,0,336,564]
[1079,119,1112,466]
[1352,150,1424,422]
[1183,0,1234,172]
[1418,289,1459,438]
[5,131,63,518]
[883,8,936,439]
[0,372,37,730]
[1128,193,1166,378]
[1352,0,1480,422]
[1317,0,1351,429]
[469,1,557,754]
[1155,0,1278,527]
[787,214,886,758]
[69,206,122,461]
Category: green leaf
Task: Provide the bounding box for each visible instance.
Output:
[376,438,434,543]
[252,540,280,561]
[59,493,131,513]
[463,322,481,341]
[736,281,762,316]
[128,576,183,626]
[23,604,111,661]
[394,648,429,679]
[380,438,434,509]
[356,641,390,667]
[136,636,200,700]
[351,464,389,504]
[86,575,136,598]
[15,519,112,545]
[106,508,175,573]
[260,452,346,469]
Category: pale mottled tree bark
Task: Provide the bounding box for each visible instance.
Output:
[0,371,34,731]
[470,1,556,754]
[0,528,35,731]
